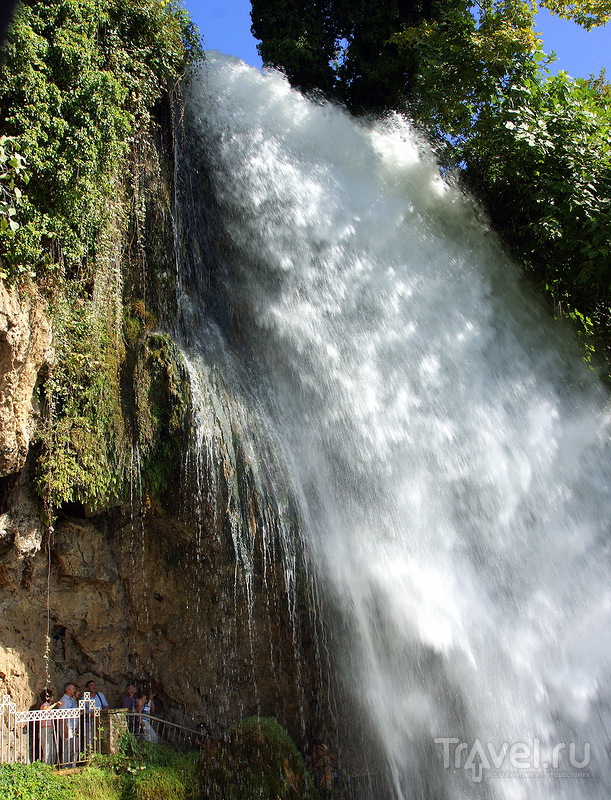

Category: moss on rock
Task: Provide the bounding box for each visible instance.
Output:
[133,332,191,499]
[201,716,319,800]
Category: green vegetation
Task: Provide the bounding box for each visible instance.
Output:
[0,763,69,800]
[0,739,198,800]
[200,716,319,800]
[0,0,199,281]
[100,732,199,800]
[462,70,611,359]
[542,0,610,28]
[251,0,611,373]
[0,0,202,510]
[390,0,540,147]
[251,0,470,112]
[67,766,122,800]
[0,135,27,245]
[123,765,193,800]
[35,277,129,511]
[0,762,120,800]
[250,0,542,115]
[0,722,314,800]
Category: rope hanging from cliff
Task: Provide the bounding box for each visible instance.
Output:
[42,388,55,690]
[43,521,54,689]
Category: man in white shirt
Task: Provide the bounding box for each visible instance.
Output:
[58,682,77,767]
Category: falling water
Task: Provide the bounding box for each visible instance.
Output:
[180,342,316,732]
[176,53,611,799]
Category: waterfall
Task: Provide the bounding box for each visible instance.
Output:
[176,52,611,800]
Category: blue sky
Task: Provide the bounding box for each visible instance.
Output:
[185,0,610,79]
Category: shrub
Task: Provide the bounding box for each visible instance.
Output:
[0,762,70,800]
[124,766,189,800]
[66,766,121,800]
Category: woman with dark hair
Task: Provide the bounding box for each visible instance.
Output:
[137,686,158,742]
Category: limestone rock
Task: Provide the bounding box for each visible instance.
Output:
[0,279,52,477]
[0,475,44,558]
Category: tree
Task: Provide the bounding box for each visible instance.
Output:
[250,0,469,112]
[391,0,540,148]
[540,0,610,29]
[249,0,341,96]
[463,71,611,347]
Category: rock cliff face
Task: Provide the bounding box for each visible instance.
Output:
[0,287,324,746]
[0,485,320,741]
[0,132,326,753]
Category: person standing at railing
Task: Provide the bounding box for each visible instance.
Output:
[58,682,77,768]
[85,680,108,711]
[79,680,102,757]
[39,689,62,764]
[122,684,138,733]
[73,685,87,764]
[137,686,158,742]
[312,742,338,799]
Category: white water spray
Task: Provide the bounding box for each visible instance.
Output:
[179,53,611,799]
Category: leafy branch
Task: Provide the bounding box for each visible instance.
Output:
[0,135,27,248]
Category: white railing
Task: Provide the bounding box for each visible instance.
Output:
[124,712,201,751]
[0,693,100,768]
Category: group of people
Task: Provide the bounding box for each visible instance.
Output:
[120,683,158,742]
[34,679,108,766]
[33,679,158,766]
[33,680,339,793]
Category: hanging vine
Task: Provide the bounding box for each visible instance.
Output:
[0,0,202,510]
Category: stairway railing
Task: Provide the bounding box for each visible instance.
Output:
[124,712,201,751]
